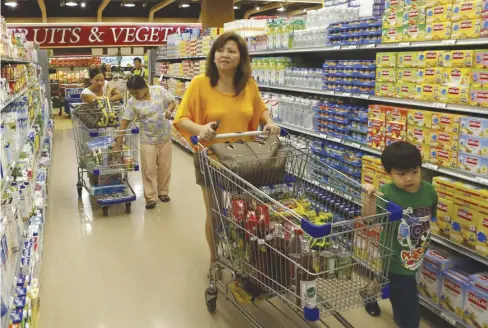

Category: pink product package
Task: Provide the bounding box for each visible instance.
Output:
[483,0,488,18]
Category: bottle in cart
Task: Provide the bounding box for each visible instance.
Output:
[268,224,289,291]
[296,239,317,309]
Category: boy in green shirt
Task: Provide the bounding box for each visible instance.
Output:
[362,142,438,328]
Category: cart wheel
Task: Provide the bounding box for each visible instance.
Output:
[76,183,83,198]
[102,206,109,217]
[125,203,131,214]
[59,110,62,116]
[205,288,217,313]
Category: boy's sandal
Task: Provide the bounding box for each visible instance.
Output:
[158,195,170,202]
[145,201,156,209]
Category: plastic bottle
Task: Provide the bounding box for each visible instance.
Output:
[296,239,317,309]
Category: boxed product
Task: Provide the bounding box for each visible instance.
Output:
[383,9,404,28]
[451,19,482,39]
[368,118,386,134]
[451,196,485,247]
[456,182,488,204]
[443,50,474,68]
[426,0,453,6]
[386,0,405,10]
[464,284,488,328]
[474,49,488,68]
[397,68,425,83]
[377,176,393,190]
[403,7,427,25]
[386,137,405,146]
[482,17,488,37]
[376,52,397,68]
[415,83,440,100]
[383,27,404,42]
[367,134,386,149]
[397,51,426,68]
[460,117,488,137]
[483,0,488,18]
[459,134,488,157]
[368,104,388,120]
[375,82,396,97]
[426,4,453,24]
[425,50,444,67]
[408,109,432,128]
[407,126,431,143]
[457,153,488,174]
[433,176,458,195]
[386,106,408,124]
[430,148,458,168]
[471,69,488,87]
[437,86,470,104]
[452,1,483,22]
[442,68,472,86]
[469,88,488,107]
[434,197,455,237]
[432,113,463,133]
[426,21,453,40]
[361,164,378,187]
[396,82,417,98]
[386,121,407,139]
[414,142,431,161]
[439,270,471,321]
[476,206,488,256]
[403,24,427,41]
[423,67,443,83]
[430,130,459,152]
[377,68,398,82]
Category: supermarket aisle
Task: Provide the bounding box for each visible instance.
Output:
[39,116,433,328]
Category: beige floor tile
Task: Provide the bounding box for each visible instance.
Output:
[40,118,432,328]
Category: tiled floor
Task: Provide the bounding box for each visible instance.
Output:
[39,115,434,328]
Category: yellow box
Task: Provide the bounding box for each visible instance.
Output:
[415,83,440,101]
[397,68,425,83]
[431,113,463,133]
[413,142,431,161]
[469,88,488,107]
[443,50,474,68]
[433,176,459,194]
[397,51,426,68]
[361,164,378,187]
[442,68,472,86]
[403,7,427,25]
[430,148,458,169]
[426,4,453,23]
[382,27,404,42]
[456,182,488,204]
[425,21,453,40]
[451,19,482,39]
[407,126,432,143]
[430,130,460,152]
[438,197,455,224]
[408,109,432,128]
[378,177,393,190]
[474,49,488,68]
[471,68,488,87]
[375,82,396,97]
[426,0,452,6]
[384,9,404,28]
[452,1,483,22]
[376,52,397,68]
[362,155,381,167]
[436,187,457,202]
[452,198,484,247]
[432,219,452,237]
[475,203,488,256]
[425,50,444,67]
[437,85,470,105]
[423,67,443,83]
[396,82,417,98]
[403,24,427,41]
[386,106,409,124]
[377,68,398,82]
[386,0,405,10]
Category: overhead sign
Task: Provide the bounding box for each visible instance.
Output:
[7,23,201,48]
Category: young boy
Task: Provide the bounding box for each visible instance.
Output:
[362,141,438,328]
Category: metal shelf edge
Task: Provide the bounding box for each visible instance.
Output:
[431,235,488,266]
[419,296,466,328]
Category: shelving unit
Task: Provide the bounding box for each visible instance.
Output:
[1,58,36,64]
[419,296,466,328]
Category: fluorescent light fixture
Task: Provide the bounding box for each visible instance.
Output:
[65,1,78,6]
[277,6,285,12]
[124,2,136,7]
[81,1,86,7]
[180,3,190,8]
[5,1,17,7]
[255,6,260,10]
[234,5,238,9]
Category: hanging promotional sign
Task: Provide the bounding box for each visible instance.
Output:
[7,23,201,48]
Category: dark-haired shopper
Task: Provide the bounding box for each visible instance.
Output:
[114,76,176,209]
[81,67,123,103]
[173,32,280,265]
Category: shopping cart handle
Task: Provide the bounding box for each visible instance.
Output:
[300,219,332,239]
[190,131,271,145]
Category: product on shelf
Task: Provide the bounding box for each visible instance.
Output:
[439,269,471,322]
[49,56,100,67]
[465,272,488,328]
[328,18,382,46]
[323,60,376,94]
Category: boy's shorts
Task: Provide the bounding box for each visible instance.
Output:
[389,272,420,328]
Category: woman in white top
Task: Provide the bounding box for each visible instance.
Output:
[81,68,123,103]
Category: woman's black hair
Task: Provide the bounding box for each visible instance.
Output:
[127,75,147,90]
[89,67,104,79]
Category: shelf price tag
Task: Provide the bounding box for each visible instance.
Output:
[357,94,370,99]
[399,42,411,47]
[341,92,352,97]
[475,177,488,186]
[441,40,456,45]
[331,46,341,50]
[423,163,439,171]
[432,102,447,109]
[440,312,456,326]
[349,142,362,149]
[323,90,335,96]
[363,44,376,49]
[344,45,358,49]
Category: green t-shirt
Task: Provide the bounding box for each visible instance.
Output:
[380,181,438,275]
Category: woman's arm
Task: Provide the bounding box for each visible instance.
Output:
[175,119,217,141]
[260,110,280,134]
[108,87,123,102]
[113,119,131,150]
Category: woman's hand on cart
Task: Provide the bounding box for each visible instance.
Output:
[198,121,220,141]
[263,122,280,135]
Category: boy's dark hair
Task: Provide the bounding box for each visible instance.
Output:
[133,57,142,63]
[381,141,422,173]
[127,75,147,90]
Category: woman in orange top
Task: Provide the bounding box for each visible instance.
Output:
[173,32,279,265]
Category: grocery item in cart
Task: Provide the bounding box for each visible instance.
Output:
[73,97,118,129]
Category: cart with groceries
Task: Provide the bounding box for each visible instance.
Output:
[192,130,403,327]
[72,98,139,216]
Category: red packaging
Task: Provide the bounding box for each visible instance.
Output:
[232,199,247,222]
[245,211,259,237]
[256,204,270,227]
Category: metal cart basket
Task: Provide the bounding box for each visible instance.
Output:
[194,131,403,327]
[72,99,140,216]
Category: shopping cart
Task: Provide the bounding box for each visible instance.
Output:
[72,99,140,216]
[192,131,403,327]
[65,87,84,118]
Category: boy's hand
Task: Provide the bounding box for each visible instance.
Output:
[363,184,383,199]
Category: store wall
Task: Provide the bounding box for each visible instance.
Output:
[5,17,199,24]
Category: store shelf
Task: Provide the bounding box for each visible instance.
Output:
[277,122,488,187]
[1,87,29,111]
[258,85,487,115]
[1,58,34,64]
[431,234,488,266]
[156,55,206,61]
[158,75,193,81]
[419,295,466,328]
[249,38,488,56]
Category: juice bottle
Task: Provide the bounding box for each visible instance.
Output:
[268,224,290,290]
[296,239,317,309]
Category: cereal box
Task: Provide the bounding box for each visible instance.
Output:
[432,218,452,237]
[463,284,488,328]
[426,21,453,39]
[430,130,460,152]
[482,16,488,36]
[407,126,431,143]
[382,27,404,42]
[395,82,417,98]
[426,5,453,23]
[408,109,432,128]
[456,182,488,204]
[368,104,388,120]
[377,176,393,190]
[430,148,458,168]
[442,68,472,86]
[403,7,427,25]
[476,207,488,256]
[433,176,458,195]
[413,142,431,161]
[437,86,470,105]
[376,52,397,68]
[459,134,488,157]
[385,137,404,147]
[425,50,444,67]
[405,0,426,6]
[386,0,405,10]
[426,0,453,6]
[436,197,455,238]
[361,164,378,187]
[483,0,488,18]
[460,117,488,137]
[397,51,426,68]
[423,67,443,83]
[376,68,397,82]
[386,106,408,124]
[443,50,474,68]
[368,118,386,134]
[386,121,407,139]
[451,19,482,39]
[458,153,488,175]
[415,83,440,101]
[452,1,483,22]
[397,68,424,83]
[375,82,396,97]
[383,9,404,28]
[452,197,480,246]
[402,24,427,41]
[474,49,488,68]
[469,88,488,107]
[439,270,471,321]
[367,134,386,150]
[471,68,488,87]
[432,113,463,133]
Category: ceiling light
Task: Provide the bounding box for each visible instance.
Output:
[303,8,307,12]
[234,5,238,9]
[255,6,260,10]
[65,1,78,6]
[124,2,136,7]
[142,1,147,7]
[179,3,190,8]
[277,7,285,12]
[81,1,86,7]
[5,1,17,7]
